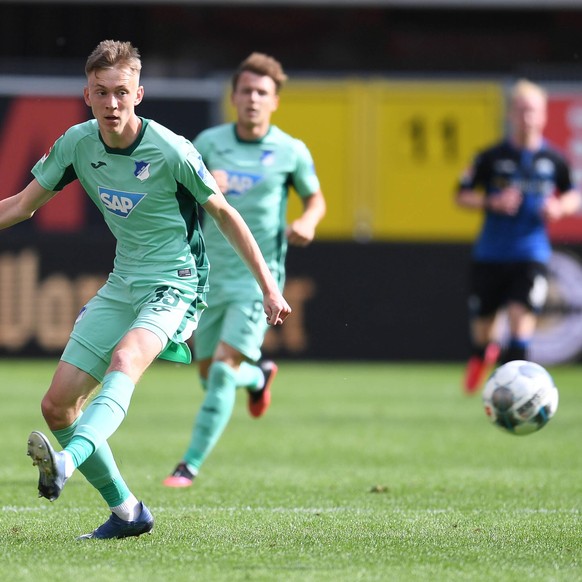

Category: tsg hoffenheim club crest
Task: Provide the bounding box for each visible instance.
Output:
[134,161,150,181]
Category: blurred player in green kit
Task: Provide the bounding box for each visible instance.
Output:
[0,40,290,539]
[164,53,326,488]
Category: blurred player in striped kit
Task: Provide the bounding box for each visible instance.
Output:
[456,79,581,394]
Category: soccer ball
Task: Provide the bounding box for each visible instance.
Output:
[482,360,559,435]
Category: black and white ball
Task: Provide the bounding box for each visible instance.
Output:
[482,360,559,436]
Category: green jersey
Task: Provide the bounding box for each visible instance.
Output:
[194,123,320,301]
[32,118,216,292]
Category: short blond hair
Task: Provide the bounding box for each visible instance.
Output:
[85,40,142,77]
[511,79,547,104]
[231,52,288,93]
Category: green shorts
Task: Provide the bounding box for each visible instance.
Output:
[193,297,269,363]
[61,271,207,382]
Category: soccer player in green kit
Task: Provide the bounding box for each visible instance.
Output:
[164,53,326,488]
[0,40,290,539]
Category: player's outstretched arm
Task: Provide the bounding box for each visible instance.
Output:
[0,179,56,230]
[203,192,292,326]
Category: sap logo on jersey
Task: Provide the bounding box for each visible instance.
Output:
[99,187,146,217]
[226,171,261,197]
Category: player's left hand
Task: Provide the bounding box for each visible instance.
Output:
[286,219,316,247]
[541,196,564,222]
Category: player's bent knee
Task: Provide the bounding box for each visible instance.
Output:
[40,394,75,430]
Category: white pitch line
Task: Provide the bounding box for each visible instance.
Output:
[2,505,579,515]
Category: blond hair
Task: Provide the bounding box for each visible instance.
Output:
[511,79,547,104]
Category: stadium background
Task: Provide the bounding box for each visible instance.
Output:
[2,0,582,363]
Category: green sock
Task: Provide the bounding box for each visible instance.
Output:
[184,361,237,470]
[236,361,263,391]
[52,415,131,507]
[66,371,135,468]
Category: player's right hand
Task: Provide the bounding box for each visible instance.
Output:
[264,292,292,326]
[487,187,522,215]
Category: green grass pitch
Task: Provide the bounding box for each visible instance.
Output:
[0,359,580,581]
